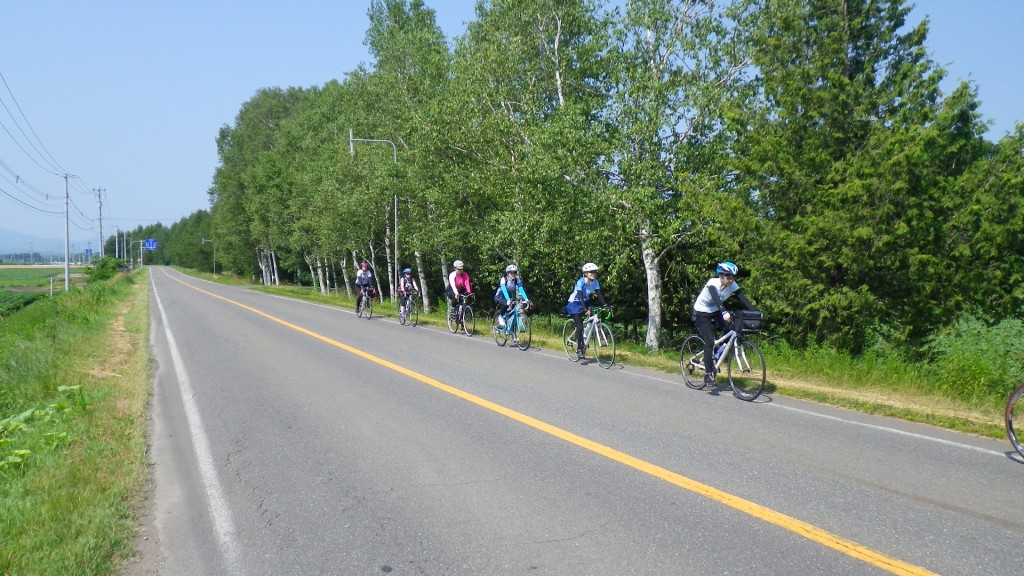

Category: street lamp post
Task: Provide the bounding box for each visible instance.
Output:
[202,238,216,274]
[348,129,399,299]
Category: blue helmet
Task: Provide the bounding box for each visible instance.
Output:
[402,268,412,274]
[716,261,738,276]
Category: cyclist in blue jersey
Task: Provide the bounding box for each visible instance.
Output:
[494,264,530,327]
[692,261,753,385]
[397,268,419,320]
[564,262,607,359]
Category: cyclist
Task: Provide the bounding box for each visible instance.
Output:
[564,262,607,359]
[446,259,473,319]
[692,261,753,385]
[494,264,530,328]
[354,261,374,309]
[397,268,420,320]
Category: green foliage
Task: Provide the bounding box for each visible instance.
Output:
[926,314,1024,404]
[176,0,1020,367]
[84,256,125,281]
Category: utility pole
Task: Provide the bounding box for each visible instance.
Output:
[349,129,399,299]
[63,174,71,291]
[93,188,105,257]
[202,238,216,274]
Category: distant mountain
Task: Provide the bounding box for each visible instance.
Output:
[0,228,94,257]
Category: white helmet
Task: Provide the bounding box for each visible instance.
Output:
[505,264,518,273]
[582,262,599,273]
[453,259,464,269]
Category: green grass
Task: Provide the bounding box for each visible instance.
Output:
[0,291,46,316]
[0,266,68,288]
[0,271,149,576]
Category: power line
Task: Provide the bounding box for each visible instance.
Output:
[0,70,67,174]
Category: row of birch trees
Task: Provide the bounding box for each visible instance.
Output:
[198,0,1023,356]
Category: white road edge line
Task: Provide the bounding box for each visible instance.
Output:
[152,277,243,574]
[765,402,1004,456]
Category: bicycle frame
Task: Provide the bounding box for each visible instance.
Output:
[583,313,611,348]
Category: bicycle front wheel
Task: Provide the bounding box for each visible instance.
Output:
[410,302,419,327]
[492,310,508,346]
[515,315,531,351]
[1006,383,1024,458]
[463,306,475,336]
[562,319,580,362]
[592,323,615,369]
[679,335,707,390]
[727,340,766,401]
[357,296,366,318]
[365,299,373,319]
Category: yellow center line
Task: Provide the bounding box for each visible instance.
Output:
[164,270,937,576]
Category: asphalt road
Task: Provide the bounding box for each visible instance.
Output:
[143,267,1023,575]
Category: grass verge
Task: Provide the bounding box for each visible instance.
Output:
[0,271,150,576]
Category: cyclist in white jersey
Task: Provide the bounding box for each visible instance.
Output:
[692,261,753,385]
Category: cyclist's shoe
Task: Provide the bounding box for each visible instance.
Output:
[399,313,405,321]
[577,345,586,360]
[704,372,716,386]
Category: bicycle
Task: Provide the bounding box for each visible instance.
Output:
[1005,382,1024,459]
[447,293,476,336]
[562,307,615,369]
[679,309,765,401]
[491,298,532,351]
[398,290,419,326]
[356,288,374,319]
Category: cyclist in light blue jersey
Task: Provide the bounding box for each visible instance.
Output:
[564,262,607,359]
[494,264,530,327]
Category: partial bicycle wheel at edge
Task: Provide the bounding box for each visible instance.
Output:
[562,319,580,362]
[1005,383,1024,459]
[727,340,766,401]
[679,335,707,390]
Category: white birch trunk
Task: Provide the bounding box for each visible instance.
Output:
[640,230,663,351]
[415,250,431,312]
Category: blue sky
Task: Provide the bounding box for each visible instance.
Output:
[1,0,1020,252]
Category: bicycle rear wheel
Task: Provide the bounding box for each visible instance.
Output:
[592,323,615,369]
[679,335,707,390]
[1005,383,1024,458]
[515,315,531,351]
[562,319,580,362]
[727,339,766,401]
[463,306,475,336]
[447,303,459,333]
[492,310,508,346]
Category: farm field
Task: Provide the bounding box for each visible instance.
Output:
[0,265,68,288]
[0,266,83,316]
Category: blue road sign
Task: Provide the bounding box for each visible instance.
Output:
[144,238,158,251]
